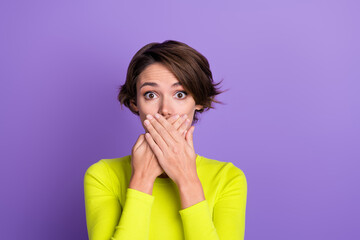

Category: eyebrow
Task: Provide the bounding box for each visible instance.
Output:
[139,82,182,90]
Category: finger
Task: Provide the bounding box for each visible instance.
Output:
[166,114,180,125]
[132,134,145,152]
[182,130,188,138]
[144,132,164,161]
[179,117,191,137]
[144,117,169,151]
[166,114,188,139]
[172,114,189,131]
[154,113,183,143]
[185,125,195,148]
[149,114,179,144]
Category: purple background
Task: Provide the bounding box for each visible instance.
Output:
[1,0,359,239]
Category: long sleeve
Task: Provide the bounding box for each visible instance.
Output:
[179,162,247,240]
[179,200,219,239]
[84,161,155,240]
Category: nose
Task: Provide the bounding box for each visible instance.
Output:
[158,95,173,118]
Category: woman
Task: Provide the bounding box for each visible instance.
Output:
[84,40,247,240]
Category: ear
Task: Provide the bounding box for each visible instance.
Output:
[195,104,203,111]
[130,100,139,112]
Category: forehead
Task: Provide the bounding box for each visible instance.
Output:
[137,63,179,87]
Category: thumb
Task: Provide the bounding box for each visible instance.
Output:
[133,134,145,152]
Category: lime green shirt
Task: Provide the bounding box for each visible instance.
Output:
[84,154,247,240]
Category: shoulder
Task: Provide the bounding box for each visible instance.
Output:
[197,154,246,177]
[197,154,247,188]
[198,155,247,206]
[101,155,132,172]
[84,155,132,197]
[84,155,132,184]
[85,155,130,173]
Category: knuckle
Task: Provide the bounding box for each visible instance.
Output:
[158,116,165,123]
[159,128,166,136]
[170,145,180,154]
[148,119,155,126]
[170,128,177,136]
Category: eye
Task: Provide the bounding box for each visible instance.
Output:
[143,91,157,100]
[175,91,188,99]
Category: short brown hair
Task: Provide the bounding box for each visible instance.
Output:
[117,40,226,123]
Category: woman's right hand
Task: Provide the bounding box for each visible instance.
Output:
[130,114,191,183]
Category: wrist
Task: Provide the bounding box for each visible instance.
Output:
[177,176,201,192]
[177,177,205,209]
[175,173,200,188]
[129,172,156,195]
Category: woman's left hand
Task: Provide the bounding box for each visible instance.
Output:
[143,113,198,186]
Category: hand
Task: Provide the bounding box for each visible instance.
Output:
[130,114,190,180]
[143,113,197,186]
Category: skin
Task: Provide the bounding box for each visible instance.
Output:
[131,62,202,135]
[130,62,203,178]
[129,63,206,209]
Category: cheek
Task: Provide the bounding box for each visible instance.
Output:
[137,102,155,123]
[137,99,151,114]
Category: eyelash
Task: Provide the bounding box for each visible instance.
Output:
[143,91,188,100]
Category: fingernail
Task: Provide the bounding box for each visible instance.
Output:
[146,114,153,120]
[155,113,161,119]
[174,114,180,119]
[144,120,150,125]
[182,114,188,119]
